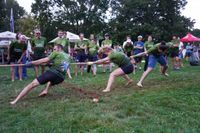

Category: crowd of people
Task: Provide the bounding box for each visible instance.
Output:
[7,29,200,104]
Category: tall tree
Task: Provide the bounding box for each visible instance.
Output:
[0,0,25,32]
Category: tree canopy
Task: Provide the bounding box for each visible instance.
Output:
[0,0,197,43]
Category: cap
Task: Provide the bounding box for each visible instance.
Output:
[104,33,109,37]
[137,35,143,38]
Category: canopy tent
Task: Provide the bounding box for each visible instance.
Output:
[49,31,88,43]
[0,31,16,40]
[180,33,200,42]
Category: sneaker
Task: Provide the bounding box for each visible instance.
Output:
[137,82,143,88]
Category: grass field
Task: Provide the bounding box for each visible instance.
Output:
[0,63,200,133]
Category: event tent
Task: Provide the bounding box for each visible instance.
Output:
[0,31,16,40]
[49,31,88,43]
[180,33,200,42]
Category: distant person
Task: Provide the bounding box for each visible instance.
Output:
[54,30,70,53]
[144,35,155,71]
[7,35,27,81]
[74,33,89,76]
[101,33,113,72]
[10,44,71,105]
[170,36,180,70]
[133,35,144,70]
[31,29,47,77]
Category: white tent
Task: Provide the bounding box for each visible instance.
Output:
[49,31,88,43]
[0,31,16,39]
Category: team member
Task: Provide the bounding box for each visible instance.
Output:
[74,33,89,76]
[170,36,180,70]
[7,35,27,81]
[54,30,70,53]
[31,29,47,77]
[87,36,99,76]
[123,39,134,57]
[131,42,170,87]
[101,33,113,72]
[144,35,155,71]
[133,35,144,70]
[10,44,70,105]
[88,47,134,92]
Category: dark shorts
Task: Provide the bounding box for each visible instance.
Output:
[37,70,64,85]
[134,57,142,63]
[31,53,46,61]
[88,54,98,61]
[120,63,134,74]
[75,52,87,62]
[170,51,179,58]
[10,57,20,63]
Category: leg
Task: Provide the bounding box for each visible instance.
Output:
[103,68,125,92]
[10,79,40,105]
[109,63,112,72]
[123,74,133,86]
[41,65,45,74]
[92,64,97,76]
[18,66,23,81]
[38,81,51,97]
[137,67,153,87]
[10,65,15,81]
[34,66,39,77]
[67,68,72,79]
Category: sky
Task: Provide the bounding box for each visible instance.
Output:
[16,0,200,29]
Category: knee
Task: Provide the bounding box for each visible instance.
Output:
[31,79,39,87]
[110,72,117,77]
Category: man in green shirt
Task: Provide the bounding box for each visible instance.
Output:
[101,33,113,72]
[31,29,47,77]
[169,36,180,70]
[88,47,134,92]
[87,38,99,75]
[10,44,70,105]
[74,33,89,76]
[8,35,27,81]
[130,42,170,87]
[144,35,155,71]
[54,30,70,53]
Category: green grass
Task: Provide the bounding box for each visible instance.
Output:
[0,63,200,133]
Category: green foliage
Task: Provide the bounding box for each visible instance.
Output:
[0,0,25,32]
[0,63,200,132]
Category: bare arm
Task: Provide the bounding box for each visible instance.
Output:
[31,57,50,65]
[94,57,110,64]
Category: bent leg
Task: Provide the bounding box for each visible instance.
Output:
[103,68,125,92]
[10,79,40,105]
[39,81,51,97]
[137,67,153,87]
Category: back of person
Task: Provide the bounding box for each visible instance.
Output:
[108,51,130,67]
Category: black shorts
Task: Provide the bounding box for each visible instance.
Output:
[134,57,142,63]
[170,51,179,58]
[120,63,133,74]
[37,70,64,85]
[31,54,46,61]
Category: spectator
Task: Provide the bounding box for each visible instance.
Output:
[31,29,47,77]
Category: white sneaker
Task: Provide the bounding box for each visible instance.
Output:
[137,82,143,88]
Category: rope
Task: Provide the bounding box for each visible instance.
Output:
[0,62,88,67]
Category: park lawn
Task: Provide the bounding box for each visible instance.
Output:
[0,63,200,133]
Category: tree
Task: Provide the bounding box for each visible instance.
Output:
[0,0,25,32]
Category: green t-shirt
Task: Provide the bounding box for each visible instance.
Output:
[54,38,70,53]
[102,39,112,47]
[75,40,90,53]
[108,51,131,67]
[147,43,171,55]
[170,39,180,53]
[144,41,154,50]
[88,41,99,56]
[124,43,134,52]
[48,51,71,78]
[31,37,47,55]
[10,41,27,59]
